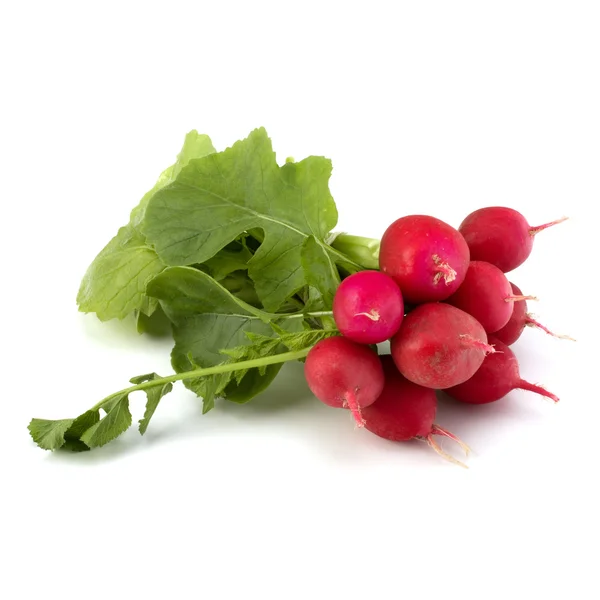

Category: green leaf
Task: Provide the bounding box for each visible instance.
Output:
[203,238,253,281]
[220,328,337,390]
[130,131,216,230]
[76,226,166,321]
[129,373,174,434]
[277,329,339,351]
[80,394,132,448]
[217,272,262,308]
[101,393,126,414]
[147,266,268,323]
[77,130,216,321]
[170,315,294,406]
[143,127,338,311]
[172,131,216,181]
[197,374,230,414]
[221,334,282,383]
[147,266,303,406]
[301,235,341,310]
[224,367,282,404]
[226,328,338,359]
[183,355,231,414]
[136,304,172,336]
[28,418,74,451]
[62,410,100,452]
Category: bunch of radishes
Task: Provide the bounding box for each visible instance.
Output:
[304,207,571,467]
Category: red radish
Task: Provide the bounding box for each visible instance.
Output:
[332,270,404,344]
[494,282,576,345]
[391,302,495,389]
[362,356,471,468]
[458,206,568,273]
[304,336,385,427]
[379,214,470,304]
[445,336,559,404]
[446,261,537,333]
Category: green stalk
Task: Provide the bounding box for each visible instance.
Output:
[92,349,310,411]
[330,233,380,270]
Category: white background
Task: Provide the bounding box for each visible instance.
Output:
[1,1,598,598]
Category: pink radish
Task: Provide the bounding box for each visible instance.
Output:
[458,206,568,273]
[494,282,576,345]
[379,214,470,304]
[304,336,385,427]
[445,336,559,404]
[446,261,537,333]
[362,356,471,468]
[332,270,404,344]
[390,302,495,389]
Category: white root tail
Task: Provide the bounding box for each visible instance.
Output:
[417,424,471,469]
[432,254,457,285]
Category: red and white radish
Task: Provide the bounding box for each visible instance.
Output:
[390,302,495,389]
[458,206,568,273]
[494,282,575,345]
[445,336,559,404]
[304,336,385,427]
[362,356,470,467]
[446,261,536,333]
[379,215,470,304]
[332,270,404,344]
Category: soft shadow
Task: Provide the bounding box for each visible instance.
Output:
[214,361,314,417]
[41,363,487,468]
[39,363,315,463]
[79,313,172,351]
[433,389,549,451]
[42,430,149,465]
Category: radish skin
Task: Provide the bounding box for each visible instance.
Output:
[379,215,470,304]
[332,270,404,344]
[458,206,568,273]
[445,336,559,404]
[391,302,495,389]
[362,356,470,467]
[446,261,537,333]
[494,282,575,345]
[304,336,385,427]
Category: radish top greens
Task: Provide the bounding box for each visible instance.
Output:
[29,127,375,452]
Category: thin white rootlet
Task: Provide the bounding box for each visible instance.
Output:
[432,254,457,285]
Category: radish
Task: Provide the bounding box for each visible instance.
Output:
[332,270,404,344]
[304,336,385,427]
[390,302,495,389]
[445,336,559,404]
[362,356,471,468]
[446,261,537,333]
[494,282,576,345]
[458,206,568,273]
[378,214,470,304]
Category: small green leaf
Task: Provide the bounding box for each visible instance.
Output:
[63,410,101,452]
[148,267,304,405]
[172,131,216,181]
[136,305,172,336]
[80,394,132,448]
[224,366,283,404]
[143,127,338,311]
[129,373,174,434]
[301,235,341,310]
[218,329,337,395]
[28,418,74,451]
[269,322,288,336]
[203,239,253,281]
[77,130,216,322]
[279,329,338,351]
[101,394,126,413]
[76,225,166,322]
